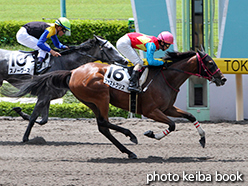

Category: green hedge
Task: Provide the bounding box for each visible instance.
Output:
[0,20,137,119]
[0,101,132,118]
[0,19,129,46]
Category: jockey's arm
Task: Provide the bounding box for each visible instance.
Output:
[37,30,67,52]
[51,35,67,49]
[37,30,51,52]
[146,42,164,66]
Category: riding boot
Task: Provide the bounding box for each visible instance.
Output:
[36,57,49,74]
[36,57,44,71]
[128,70,141,92]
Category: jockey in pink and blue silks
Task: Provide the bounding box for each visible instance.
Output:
[116,31,174,92]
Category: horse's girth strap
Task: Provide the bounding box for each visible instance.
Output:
[129,92,138,113]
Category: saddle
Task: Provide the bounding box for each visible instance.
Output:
[19,50,51,74]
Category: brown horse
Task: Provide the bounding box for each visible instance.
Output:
[10,50,226,159]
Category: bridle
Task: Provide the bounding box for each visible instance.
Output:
[195,53,220,81]
[160,52,220,92]
[99,40,112,62]
[166,52,220,81]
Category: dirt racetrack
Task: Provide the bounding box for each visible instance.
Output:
[0,117,247,186]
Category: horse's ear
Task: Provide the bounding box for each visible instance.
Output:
[197,48,204,58]
[200,45,205,52]
[94,35,99,41]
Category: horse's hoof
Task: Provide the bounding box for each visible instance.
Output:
[128,152,137,159]
[22,137,29,143]
[12,107,22,113]
[144,130,155,138]
[130,136,138,144]
[199,136,206,148]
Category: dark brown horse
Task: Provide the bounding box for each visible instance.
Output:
[10,50,226,159]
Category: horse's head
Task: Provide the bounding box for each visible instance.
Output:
[197,49,227,86]
[93,35,128,65]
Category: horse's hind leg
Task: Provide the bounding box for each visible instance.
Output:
[83,102,137,158]
[36,101,50,125]
[97,118,137,159]
[12,103,49,124]
[105,121,138,144]
[164,106,205,148]
[82,101,138,144]
[23,107,40,142]
[22,97,50,142]
[12,107,31,121]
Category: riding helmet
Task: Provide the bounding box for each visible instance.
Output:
[55,17,71,31]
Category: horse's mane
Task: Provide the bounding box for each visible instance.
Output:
[59,38,96,55]
[59,36,107,55]
[162,51,196,64]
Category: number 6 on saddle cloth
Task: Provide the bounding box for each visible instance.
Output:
[104,64,149,113]
[104,64,148,93]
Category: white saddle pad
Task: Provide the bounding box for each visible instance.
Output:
[103,64,148,93]
[8,51,50,75]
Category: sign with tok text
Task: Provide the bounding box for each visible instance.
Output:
[214,58,248,74]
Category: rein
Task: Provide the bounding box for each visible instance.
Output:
[160,69,179,92]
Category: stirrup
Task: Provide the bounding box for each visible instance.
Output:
[36,66,49,74]
[128,85,141,93]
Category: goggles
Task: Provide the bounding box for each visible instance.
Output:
[61,28,67,33]
[161,42,171,48]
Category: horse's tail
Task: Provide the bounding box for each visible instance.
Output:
[4,70,71,97]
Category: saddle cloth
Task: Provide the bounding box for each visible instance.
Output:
[8,51,50,75]
[103,64,148,93]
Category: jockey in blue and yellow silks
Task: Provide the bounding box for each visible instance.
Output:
[16,17,71,73]
[116,31,174,92]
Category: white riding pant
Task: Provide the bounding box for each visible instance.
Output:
[116,34,143,66]
[16,27,50,59]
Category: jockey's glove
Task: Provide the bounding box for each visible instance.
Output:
[67,45,76,49]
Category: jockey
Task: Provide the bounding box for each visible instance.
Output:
[116,31,174,92]
[16,17,71,73]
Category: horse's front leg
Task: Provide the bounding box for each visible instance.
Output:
[143,108,176,140]
[164,106,205,148]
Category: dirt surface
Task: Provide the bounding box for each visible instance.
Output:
[0,117,247,186]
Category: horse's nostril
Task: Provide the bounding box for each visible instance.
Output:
[221,77,227,85]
